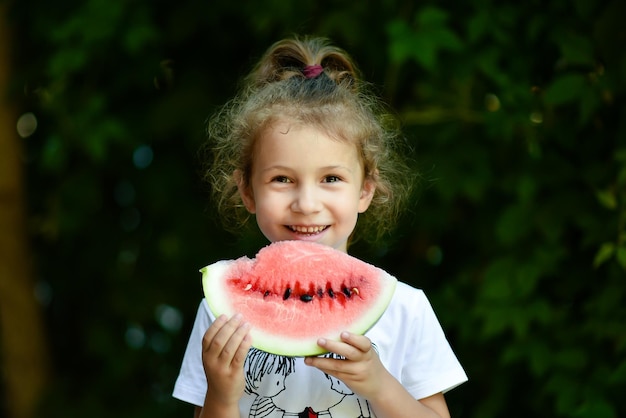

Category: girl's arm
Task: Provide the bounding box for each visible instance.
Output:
[196,314,252,418]
[366,377,450,418]
[304,332,451,418]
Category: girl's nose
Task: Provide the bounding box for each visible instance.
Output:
[291,185,322,214]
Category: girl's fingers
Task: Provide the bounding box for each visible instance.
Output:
[230,323,253,366]
[203,314,251,365]
[202,314,229,350]
[340,332,373,353]
[219,319,252,365]
[315,332,372,360]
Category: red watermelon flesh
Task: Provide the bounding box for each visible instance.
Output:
[201,240,397,357]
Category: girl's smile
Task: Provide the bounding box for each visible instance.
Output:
[287,225,329,235]
[237,120,375,252]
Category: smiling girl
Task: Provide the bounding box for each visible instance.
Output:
[173,35,467,418]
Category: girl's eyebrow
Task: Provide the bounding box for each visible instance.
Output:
[322,165,354,172]
[260,165,291,172]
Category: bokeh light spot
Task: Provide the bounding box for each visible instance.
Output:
[530,112,543,124]
[485,94,501,112]
[17,112,38,138]
[155,304,183,333]
[426,245,443,266]
[125,324,146,349]
[133,145,153,169]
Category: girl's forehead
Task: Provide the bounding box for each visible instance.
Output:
[258,121,358,153]
[249,122,366,177]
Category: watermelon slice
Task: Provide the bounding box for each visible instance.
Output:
[200,240,397,357]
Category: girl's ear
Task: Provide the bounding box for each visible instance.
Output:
[358,176,376,213]
[235,170,256,213]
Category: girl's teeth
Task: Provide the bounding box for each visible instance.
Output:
[291,226,325,233]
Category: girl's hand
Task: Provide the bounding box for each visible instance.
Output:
[303,332,387,399]
[202,314,252,405]
[305,333,451,418]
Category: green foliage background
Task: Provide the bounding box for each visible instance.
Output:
[5,0,626,416]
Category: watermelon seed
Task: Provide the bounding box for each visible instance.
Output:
[283,288,292,300]
[342,287,351,298]
[352,287,359,296]
[328,289,335,298]
[244,284,252,291]
[300,294,313,302]
[317,288,324,298]
[263,290,270,297]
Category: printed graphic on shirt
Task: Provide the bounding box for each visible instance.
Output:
[243,346,376,418]
[245,348,296,418]
[319,351,372,418]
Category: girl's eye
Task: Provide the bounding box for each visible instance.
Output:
[272,176,291,183]
[324,175,341,183]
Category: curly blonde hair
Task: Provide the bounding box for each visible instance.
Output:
[202,35,415,244]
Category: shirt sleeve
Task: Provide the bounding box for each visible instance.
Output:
[172,300,213,406]
[399,287,468,399]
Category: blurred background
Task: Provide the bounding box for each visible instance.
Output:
[1,0,625,417]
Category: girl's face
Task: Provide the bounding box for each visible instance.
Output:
[237,121,375,253]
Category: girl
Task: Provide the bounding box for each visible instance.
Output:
[173,36,467,418]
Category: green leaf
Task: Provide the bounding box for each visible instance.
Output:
[124,23,158,53]
[555,348,587,370]
[579,87,601,124]
[527,14,548,41]
[386,20,414,63]
[614,149,626,163]
[467,10,490,43]
[430,27,464,52]
[415,6,449,27]
[409,37,438,70]
[596,188,618,210]
[517,175,536,203]
[559,33,595,67]
[544,74,587,105]
[41,134,67,172]
[496,204,529,245]
[593,242,615,267]
[609,360,626,383]
[476,48,510,87]
[387,7,463,71]
[48,48,87,77]
[573,397,618,418]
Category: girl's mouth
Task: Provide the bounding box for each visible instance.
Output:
[287,225,329,235]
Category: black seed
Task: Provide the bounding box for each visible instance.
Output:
[317,288,324,297]
[328,289,335,298]
[283,288,292,300]
[264,290,270,297]
[300,294,313,302]
[342,287,352,298]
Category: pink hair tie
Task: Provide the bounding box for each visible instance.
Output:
[303,64,324,79]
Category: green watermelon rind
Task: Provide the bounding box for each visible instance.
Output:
[200,248,397,357]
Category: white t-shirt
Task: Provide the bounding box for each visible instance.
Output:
[173,281,467,417]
